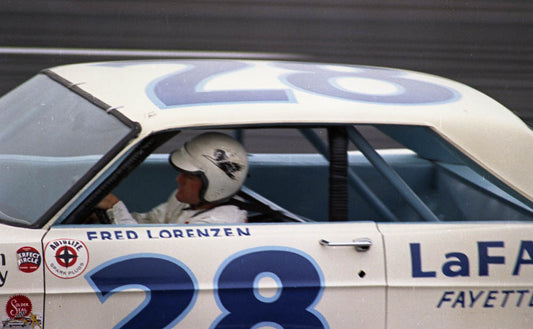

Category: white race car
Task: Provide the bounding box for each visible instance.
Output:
[0,59,531,328]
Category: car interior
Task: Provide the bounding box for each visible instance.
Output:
[103,125,533,224]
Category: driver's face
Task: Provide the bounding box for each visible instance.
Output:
[175,173,203,205]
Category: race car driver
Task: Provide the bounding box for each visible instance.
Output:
[97,132,249,225]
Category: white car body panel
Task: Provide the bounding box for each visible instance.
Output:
[43,223,385,328]
[381,222,533,328]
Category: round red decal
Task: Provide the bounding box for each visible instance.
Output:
[16,246,41,273]
[5,295,32,319]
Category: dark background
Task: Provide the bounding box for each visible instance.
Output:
[1,0,531,126]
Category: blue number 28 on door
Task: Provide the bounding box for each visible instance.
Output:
[86,247,328,329]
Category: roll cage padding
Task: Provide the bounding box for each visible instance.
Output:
[328,127,348,221]
[299,128,398,221]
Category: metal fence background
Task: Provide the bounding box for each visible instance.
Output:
[1,0,531,126]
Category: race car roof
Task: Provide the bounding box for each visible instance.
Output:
[47,59,533,203]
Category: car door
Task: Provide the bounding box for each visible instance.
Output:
[381,222,533,329]
[42,221,385,328]
[0,224,45,328]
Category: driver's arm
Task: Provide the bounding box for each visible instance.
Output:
[97,193,170,225]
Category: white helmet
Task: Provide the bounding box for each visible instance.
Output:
[169,132,248,203]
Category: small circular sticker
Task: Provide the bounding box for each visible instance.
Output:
[44,239,89,279]
[17,246,41,273]
[5,295,32,319]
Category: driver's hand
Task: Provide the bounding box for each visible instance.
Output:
[97,194,120,210]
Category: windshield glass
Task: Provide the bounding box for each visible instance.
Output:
[0,74,132,227]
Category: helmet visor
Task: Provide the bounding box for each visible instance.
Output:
[169,145,202,174]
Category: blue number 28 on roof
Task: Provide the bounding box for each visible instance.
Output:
[148,60,460,109]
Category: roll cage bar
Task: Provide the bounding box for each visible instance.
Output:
[298,126,439,222]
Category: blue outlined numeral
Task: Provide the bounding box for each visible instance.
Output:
[148,60,459,109]
[277,62,458,104]
[87,249,328,328]
[212,248,328,329]
[151,61,292,108]
[86,254,197,329]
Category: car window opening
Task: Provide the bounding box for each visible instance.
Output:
[73,124,533,226]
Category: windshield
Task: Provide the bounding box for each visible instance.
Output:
[0,74,133,227]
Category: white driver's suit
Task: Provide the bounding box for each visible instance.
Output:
[107,190,247,225]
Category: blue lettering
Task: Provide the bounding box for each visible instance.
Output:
[87,231,98,241]
[501,290,514,307]
[100,231,112,240]
[224,228,234,237]
[484,290,498,308]
[147,230,157,239]
[87,231,139,241]
[160,229,172,238]
[516,290,529,307]
[442,252,469,277]
[452,291,465,308]
[0,270,7,287]
[86,228,252,241]
[469,291,484,307]
[437,291,454,308]
[197,229,209,237]
[410,243,436,278]
[478,241,505,276]
[438,290,533,309]
[513,240,533,275]
[114,230,124,240]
